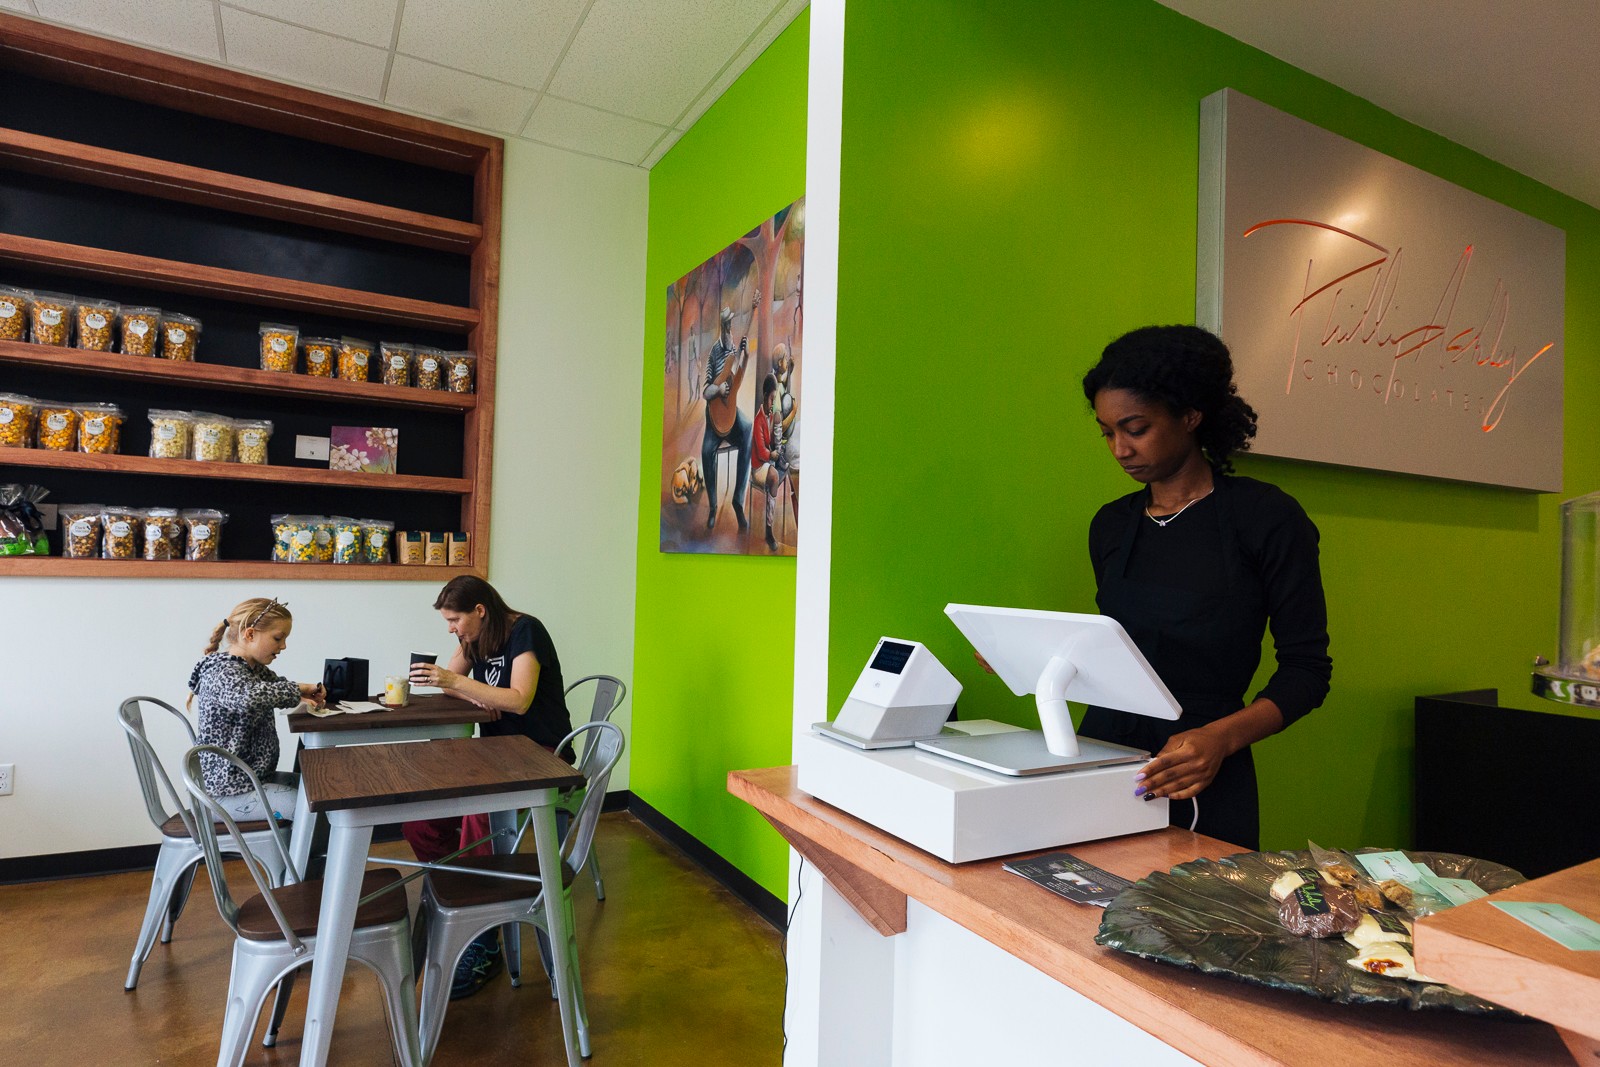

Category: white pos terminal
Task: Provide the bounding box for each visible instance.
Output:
[799,604,1183,862]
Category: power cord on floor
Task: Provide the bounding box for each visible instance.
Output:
[781,853,806,1054]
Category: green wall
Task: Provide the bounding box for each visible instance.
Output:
[632,12,807,900]
[827,0,1600,852]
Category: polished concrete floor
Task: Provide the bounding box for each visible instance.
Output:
[0,814,786,1064]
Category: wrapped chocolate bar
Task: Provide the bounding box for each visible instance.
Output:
[1277,879,1361,938]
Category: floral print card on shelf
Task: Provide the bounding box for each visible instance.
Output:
[329,426,398,474]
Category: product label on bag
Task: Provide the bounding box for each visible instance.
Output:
[200,427,220,443]
[129,320,149,336]
[193,523,212,540]
[110,521,130,537]
[453,363,468,376]
[270,337,288,352]
[241,430,262,447]
[0,301,16,317]
[309,350,327,364]
[39,308,61,326]
[85,417,105,435]
[391,355,406,369]
[354,352,368,365]
[314,529,331,546]
[0,410,10,425]
[167,327,187,344]
[85,312,107,329]
[46,413,68,431]
[70,519,91,537]
[337,530,356,547]
[422,357,439,372]
[156,424,177,441]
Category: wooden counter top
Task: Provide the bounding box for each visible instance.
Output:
[1415,858,1600,1063]
[730,765,1569,1067]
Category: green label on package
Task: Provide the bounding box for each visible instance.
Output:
[1491,902,1600,951]
[1430,877,1489,906]
[1356,851,1425,884]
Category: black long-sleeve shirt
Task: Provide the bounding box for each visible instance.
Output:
[1088,475,1332,725]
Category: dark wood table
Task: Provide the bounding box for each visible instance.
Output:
[297,735,584,1067]
[1415,858,1600,1064]
[731,765,1572,1067]
[284,692,495,871]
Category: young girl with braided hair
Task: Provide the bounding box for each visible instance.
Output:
[188,597,325,821]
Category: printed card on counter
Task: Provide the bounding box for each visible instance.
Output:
[1002,852,1134,908]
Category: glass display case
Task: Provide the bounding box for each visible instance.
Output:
[1533,490,1600,707]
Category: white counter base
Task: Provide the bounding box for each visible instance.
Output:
[795,731,1168,863]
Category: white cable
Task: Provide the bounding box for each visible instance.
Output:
[1189,796,1201,832]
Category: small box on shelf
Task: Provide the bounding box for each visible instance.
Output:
[397,530,425,565]
[424,532,448,566]
[447,531,470,566]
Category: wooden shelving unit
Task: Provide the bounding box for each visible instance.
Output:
[0,13,502,579]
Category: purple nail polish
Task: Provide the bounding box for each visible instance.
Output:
[1134,772,1146,782]
[1134,785,1145,796]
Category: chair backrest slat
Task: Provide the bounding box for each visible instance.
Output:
[560,675,626,762]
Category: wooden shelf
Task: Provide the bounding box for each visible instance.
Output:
[1,447,471,494]
[0,128,482,253]
[0,233,480,332]
[0,340,477,411]
[0,557,479,580]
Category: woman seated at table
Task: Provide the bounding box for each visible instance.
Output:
[405,575,572,999]
[188,596,326,821]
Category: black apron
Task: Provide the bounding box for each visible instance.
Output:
[1079,480,1266,850]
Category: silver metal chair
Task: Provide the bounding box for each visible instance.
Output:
[559,674,626,901]
[180,744,422,1067]
[117,696,288,990]
[413,721,625,1063]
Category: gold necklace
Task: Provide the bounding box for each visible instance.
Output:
[1145,487,1214,528]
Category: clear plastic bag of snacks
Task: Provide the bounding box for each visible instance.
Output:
[100,505,141,559]
[29,292,72,346]
[190,413,235,462]
[360,518,395,563]
[330,516,364,563]
[181,508,225,562]
[74,299,118,351]
[147,409,194,459]
[302,337,337,378]
[120,307,161,356]
[35,403,78,451]
[0,394,36,448]
[235,419,272,465]
[311,517,335,562]
[58,503,103,559]
[379,342,412,386]
[161,313,200,361]
[272,514,319,563]
[0,285,28,341]
[142,507,184,561]
[77,402,124,454]
[338,337,372,382]
[0,483,50,555]
[444,351,476,394]
[414,347,445,389]
[260,323,298,372]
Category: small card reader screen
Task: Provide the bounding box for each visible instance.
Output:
[870,640,913,674]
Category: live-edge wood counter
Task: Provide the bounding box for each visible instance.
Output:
[730,766,1569,1067]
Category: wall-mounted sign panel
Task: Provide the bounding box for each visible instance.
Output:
[1198,89,1564,492]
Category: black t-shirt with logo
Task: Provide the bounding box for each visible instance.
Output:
[472,614,571,748]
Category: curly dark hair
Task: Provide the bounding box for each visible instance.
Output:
[1081,324,1258,473]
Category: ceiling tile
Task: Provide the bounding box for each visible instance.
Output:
[221,7,388,99]
[523,95,668,165]
[33,0,221,60]
[396,0,587,90]
[676,0,804,131]
[385,54,537,134]
[551,0,777,127]
[221,0,399,48]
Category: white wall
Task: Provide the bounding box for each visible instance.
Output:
[0,137,647,861]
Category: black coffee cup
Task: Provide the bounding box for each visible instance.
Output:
[410,652,437,685]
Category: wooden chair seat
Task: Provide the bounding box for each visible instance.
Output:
[236,868,407,941]
[429,853,576,909]
[160,812,279,837]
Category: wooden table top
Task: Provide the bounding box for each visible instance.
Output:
[729,765,1571,1067]
[286,692,495,733]
[1415,858,1600,1043]
[301,735,583,813]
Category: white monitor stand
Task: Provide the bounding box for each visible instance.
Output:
[914,604,1181,775]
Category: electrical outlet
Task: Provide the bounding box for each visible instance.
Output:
[294,434,330,461]
[0,763,13,796]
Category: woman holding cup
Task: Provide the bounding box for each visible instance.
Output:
[402,575,572,998]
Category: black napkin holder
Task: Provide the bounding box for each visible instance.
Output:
[322,658,369,703]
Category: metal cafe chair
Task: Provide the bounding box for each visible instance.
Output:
[116,696,288,990]
[180,745,421,1066]
[560,674,627,901]
[411,721,625,1063]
